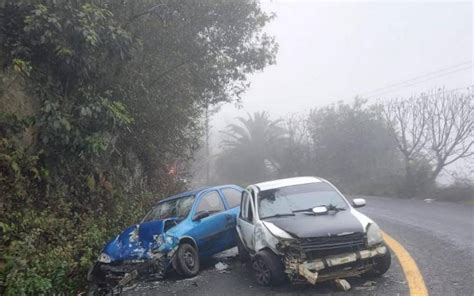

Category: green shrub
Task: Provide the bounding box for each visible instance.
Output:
[0,133,182,294]
[0,0,275,294]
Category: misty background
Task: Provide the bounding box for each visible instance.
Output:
[0,1,472,293]
[192,0,473,191]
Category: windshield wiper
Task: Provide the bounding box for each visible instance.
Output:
[260,213,295,220]
[292,205,325,213]
[327,204,346,212]
[292,204,346,213]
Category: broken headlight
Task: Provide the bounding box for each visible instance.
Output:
[155,234,165,247]
[153,234,177,252]
[98,252,111,263]
[366,223,383,246]
[262,221,294,240]
[165,234,176,245]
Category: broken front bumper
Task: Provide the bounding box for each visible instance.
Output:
[87,247,178,288]
[286,245,387,284]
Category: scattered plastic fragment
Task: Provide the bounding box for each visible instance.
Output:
[355,280,377,290]
[362,280,377,287]
[213,247,238,259]
[334,278,351,291]
[215,262,229,272]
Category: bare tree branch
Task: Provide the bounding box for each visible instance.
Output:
[425,88,474,180]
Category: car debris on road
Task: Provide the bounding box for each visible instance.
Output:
[334,278,351,291]
[215,262,230,273]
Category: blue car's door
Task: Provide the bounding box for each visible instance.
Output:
[189,190,231,257]
[220,187,244,248]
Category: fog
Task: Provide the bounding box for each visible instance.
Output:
[209,0,472,183]
[215,1,471,127]
[1,1,472,293]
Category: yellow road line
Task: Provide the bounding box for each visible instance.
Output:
[382,231,429,296]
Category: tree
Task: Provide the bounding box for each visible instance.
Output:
[383,89,473,193]
[424,89,473,181]
[308,99,402,193]
[216,111,286,184]
[190,101,222,186]
[0,0,277,293]
[107,0,278,190]
[382,96,429,195]
[274,114,313,177]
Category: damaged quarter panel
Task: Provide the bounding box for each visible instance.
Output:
[253,221,282,254]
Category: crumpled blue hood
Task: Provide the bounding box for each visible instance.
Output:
[103,219,170,262]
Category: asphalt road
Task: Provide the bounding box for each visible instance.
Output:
[123,197,474,296]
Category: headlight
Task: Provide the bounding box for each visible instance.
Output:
[165,235,175,245]
[155,234,165,247]
[98,252,111,263]
[366,223,383,246]
[154,234,176,249]
[262,221,294,240]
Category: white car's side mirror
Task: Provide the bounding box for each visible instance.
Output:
[352,198,366,208]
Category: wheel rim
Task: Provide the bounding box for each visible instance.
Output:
[183,250,195,269]
[253,258,271,285]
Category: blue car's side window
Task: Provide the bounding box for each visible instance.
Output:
[221,188,242,209]
[195,191,225,216]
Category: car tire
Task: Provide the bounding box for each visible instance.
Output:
[176,243,200,277]
[237,237,250,263]
[364,247,392,278]
[252,249,286,286]
[172,256,185,276]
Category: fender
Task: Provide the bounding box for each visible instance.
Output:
[179,235,199,252]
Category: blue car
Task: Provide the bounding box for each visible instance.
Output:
[88,185,244,289]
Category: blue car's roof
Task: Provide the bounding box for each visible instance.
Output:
[157,184,241,204]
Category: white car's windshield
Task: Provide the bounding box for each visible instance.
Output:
[142,195,195,222]
[258,182,348,219]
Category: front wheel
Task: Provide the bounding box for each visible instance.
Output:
[176,243,200,277]
[364,247,392,278]
[252,250,286,286]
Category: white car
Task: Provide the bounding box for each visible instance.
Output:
[236,176,391,286]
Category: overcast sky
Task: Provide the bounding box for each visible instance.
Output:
[213,0,472,133]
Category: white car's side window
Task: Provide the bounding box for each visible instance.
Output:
[240,190,255,223]
[240,191,249,219]
[247,194,254,223]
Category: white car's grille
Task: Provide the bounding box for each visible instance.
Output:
[300,232,365,253]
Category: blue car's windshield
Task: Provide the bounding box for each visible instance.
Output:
[142,195,195,222]
[258,182,348,219]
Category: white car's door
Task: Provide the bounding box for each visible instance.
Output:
[237,189,256,251]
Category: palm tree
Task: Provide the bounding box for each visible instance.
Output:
[218,111,287,183]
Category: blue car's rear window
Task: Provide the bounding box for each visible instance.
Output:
[142,195,195,222]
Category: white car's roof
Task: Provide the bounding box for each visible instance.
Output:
[254,176,323,191]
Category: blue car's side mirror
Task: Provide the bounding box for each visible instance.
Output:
[193,211,210,221]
